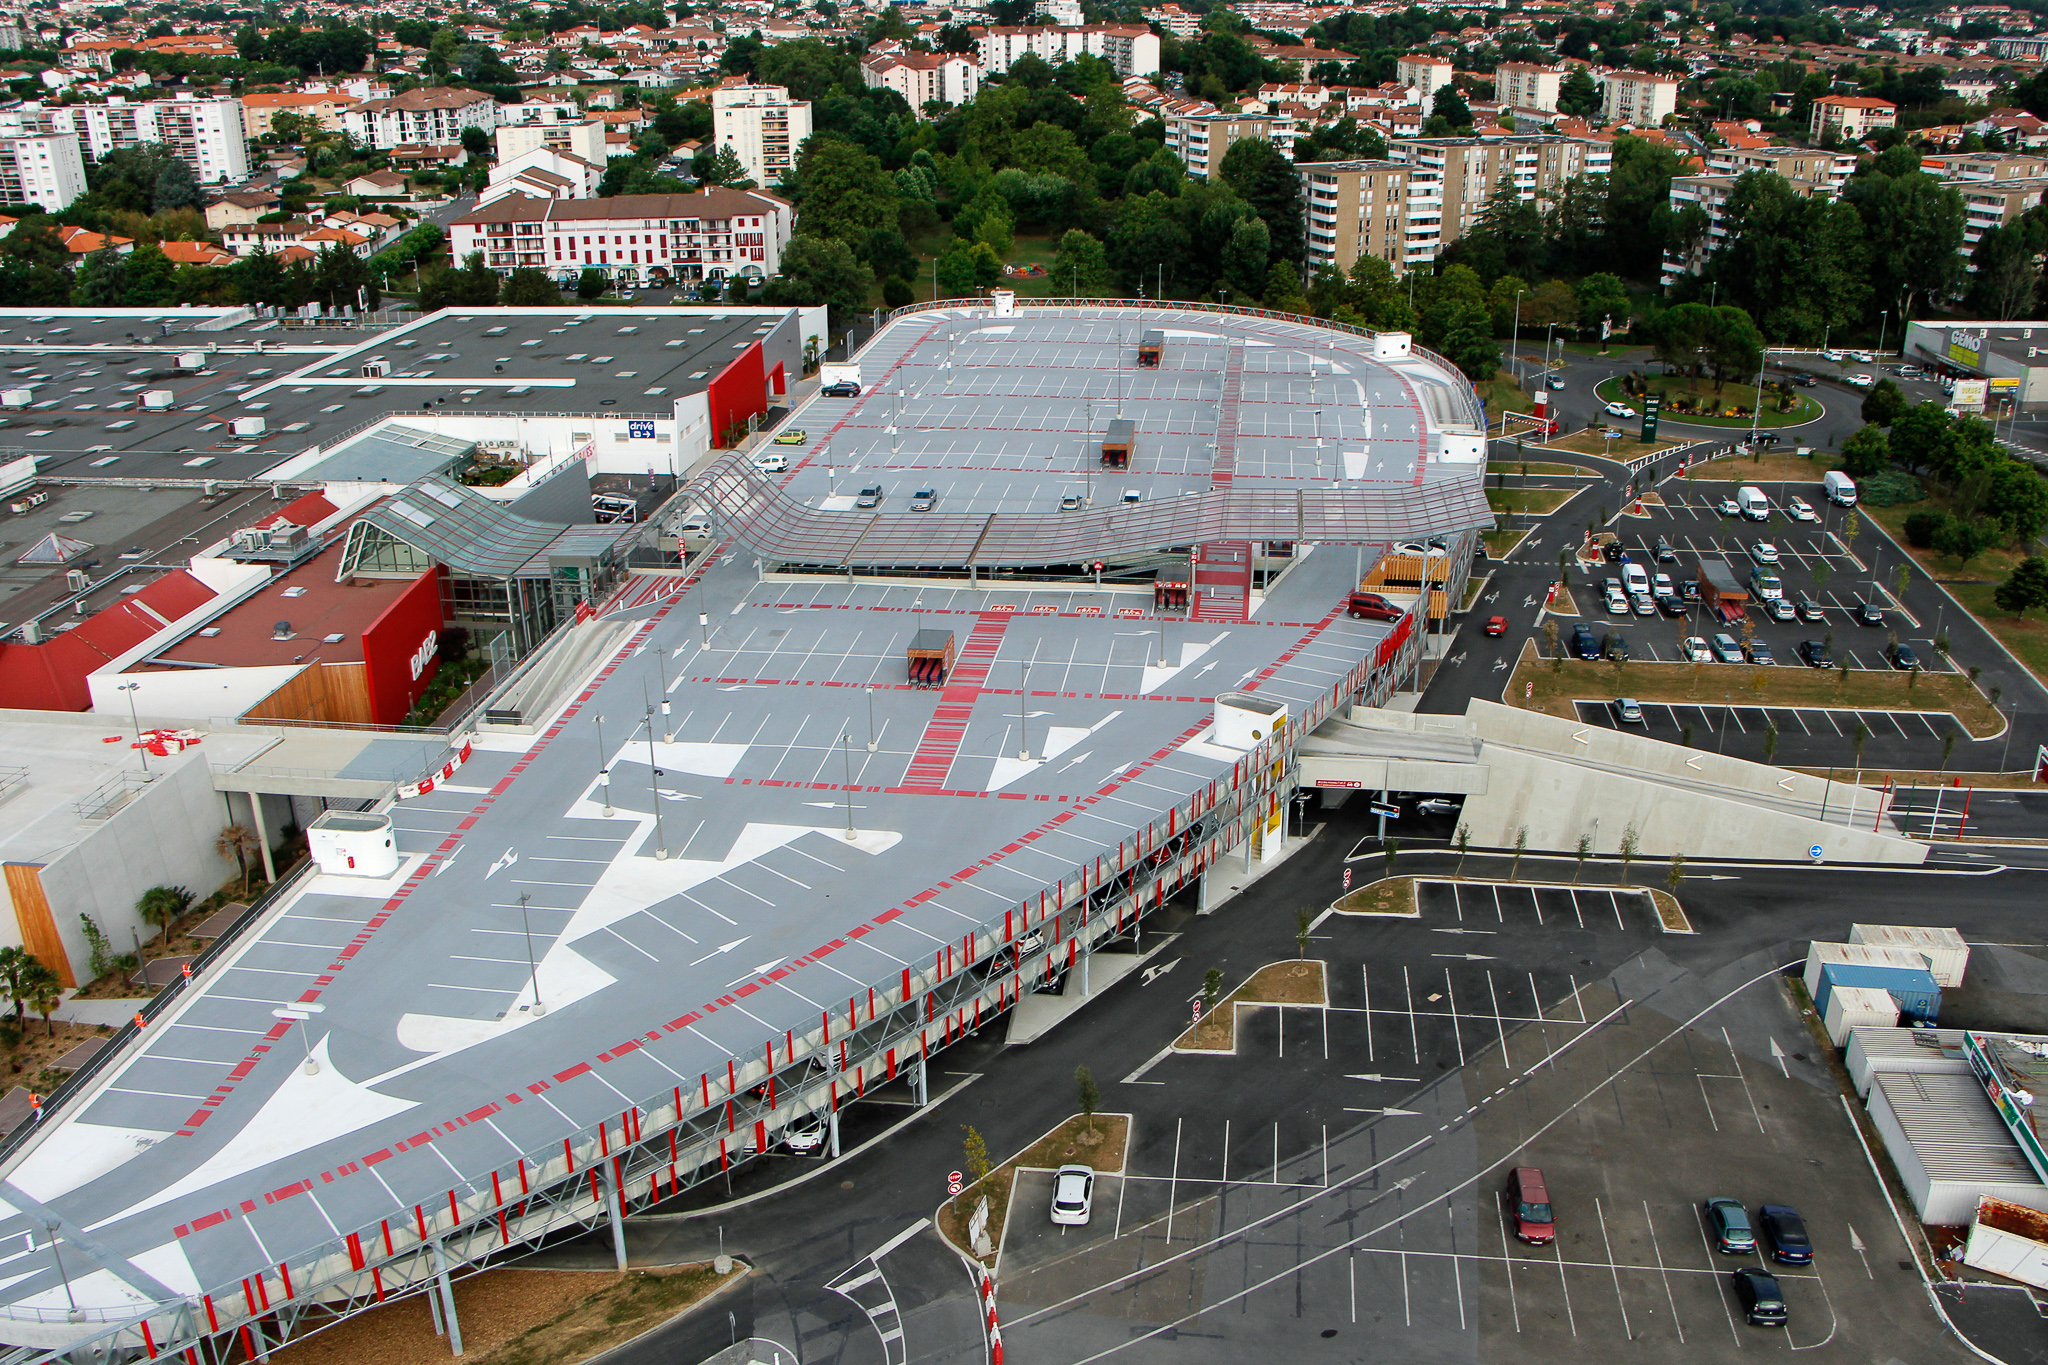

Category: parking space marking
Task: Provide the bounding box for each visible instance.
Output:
[1496,1196,1522,1333]
[1596,1196,1633,1337]
[1644,1199,1686,1344]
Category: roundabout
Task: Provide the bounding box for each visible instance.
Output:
[1592,373,1826,430]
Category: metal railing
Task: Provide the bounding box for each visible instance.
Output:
[71,769,154,822]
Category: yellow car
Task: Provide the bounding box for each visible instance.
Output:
[773,428,806,445]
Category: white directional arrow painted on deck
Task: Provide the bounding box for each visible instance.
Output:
[1778,777,1796,790]
[1431,953,1496,961]
[1848,1224,1873,1279]
[1571,730,1590,745]
[1687,755,1703,769]
[1345,1074,1421,1083]
[1769,1036,1790,1078]
[487,848,517,878]
[1140,959,1181,986]
[435,845,462,876]
[1345,1107,1423,1116]
[1431,927,1497,935]
[688,937,749,967]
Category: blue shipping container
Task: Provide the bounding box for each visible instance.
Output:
[1816,962,1941,1022]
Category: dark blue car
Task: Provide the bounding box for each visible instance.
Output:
[1758,1205,1812,1264]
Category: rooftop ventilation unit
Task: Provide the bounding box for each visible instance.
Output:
[272,620,294,640]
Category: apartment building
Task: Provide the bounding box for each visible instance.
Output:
[1927,152,2048,181]
[1659,174,1736,283]
[861,50,981,113]
[240,91,359,142]
[1385,135,1608,268]
[1706,144,1855,194]
[974,25,1162,78]
[1960,178,2048,251]
[0,133,82,210]
[341,88,497,150]
[1300,158,1412,274]
[1810,95,1897,143]
[1493,62,1564,113]
[450,187,793,286]
[1396,54,1453,97]
[1164,111,1295,181]
[495,119,607,165]
[0,95,247,183]
[711,84,811,186]
[1600,70,1677,126]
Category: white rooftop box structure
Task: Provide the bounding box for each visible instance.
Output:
[1372,331,1412,360]
[231,416,266,438]
[141,390,174,411]
[1214,690,1288,751]
[307,810,398,877]
[1849,924,1969,987]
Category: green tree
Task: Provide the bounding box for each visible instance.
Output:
[1850,167,1966,320]
[1218,215,1269,300]
[1217,137,1305,267]
[1263,259,1307,313]
[1888,402,1953,475]
[73,247,126,306]
[1439,303,1501,381]
[1431,83,1473,129]
[1838,424,1891,478]
[792,136,898,248]
[121,244,176,307]
[1985,460,2048,543]
[1861,378,1907,426]
[1968,217,2045,320]
[962,1125,991,1188]
[1994,556,2048,618]
[1052,228,1110,295]
[762,235,874,327]
[1075,1064,1099,1132]
[1558,67,1602,116]
[501,268,559,306]
[1575,272,1631,340]
[0,948,31,1026]
[19,962,58,1037]
[694,143,751,188]
[1934,515,1998,563]
[576,266,608,300]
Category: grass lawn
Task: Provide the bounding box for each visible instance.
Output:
[1539,428,1688,459]
[1483,528,1529,557]
[1334,876,1418,916]
[1680,448,1842,484]
[1488,486,1577,516]
[937,1112,1130,1265]
[1859,498,2048,691]
[1488,459,1593,477]
[1476,369,1533,417]
[1176,959,1328,1051]
[1594,375,1822,429]
[1507,656,2002,737]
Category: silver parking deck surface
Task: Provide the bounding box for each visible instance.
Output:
[0,305,1483,1350]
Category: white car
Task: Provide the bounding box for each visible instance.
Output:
[1787,497,1818,522]
[1631,592,1656,616]
[1750,542,1780,564]
[1821,349,1844,362]
[1681,636,1713,663]
[784,1119,826,1154]
[1716,498,1740,516]
[751,451,789,472]
[1845,373,1874,388]
[1050,1164,1095,1225]
[1848,350,1873,363]
[1603,401,1637,419]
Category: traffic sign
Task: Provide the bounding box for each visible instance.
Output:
[949,1170,963,1184]
[1343,867,1352,890]
[1525,681,1533,700]
[1369,802,1400,818]
[949,1179,963,1195]
[1809,845,1824,861]
[1191,1000,1203,1023]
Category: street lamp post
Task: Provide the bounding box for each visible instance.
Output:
[42,1225,79,1322]
[517,893,545,1015]
[1017,662,1031,762]
[117,680,147,774]
[595,712,612,816]
[656,647,673,740]
[644,710,667,859]
[2002,701,2019,773]
[1878,310,1891,357]
[841,734,856,839]
[866,684,878,752]
[1510,288,1526,385]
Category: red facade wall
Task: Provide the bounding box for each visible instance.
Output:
[359,569,443,726]
[0,569,219,712]
[707,340,767,444]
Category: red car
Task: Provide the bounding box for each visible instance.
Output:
[1347,591,1402,622]
[1484,615,1508,636]
[1506,1167,1555,1245]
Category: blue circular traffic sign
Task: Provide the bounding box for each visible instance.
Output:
[1809,845,1823,860]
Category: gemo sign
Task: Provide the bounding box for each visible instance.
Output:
[409,630,439,681]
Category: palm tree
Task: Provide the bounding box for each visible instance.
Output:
[0,947,31,1027]
[216,825,260,896]
[19,963,60,1037]
[135,886,193,956]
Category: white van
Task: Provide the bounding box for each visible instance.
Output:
[1736,486,1770,520]
[1622,563,1649,596]
[1823,470,1857,506]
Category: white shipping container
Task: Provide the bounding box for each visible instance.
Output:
[231,416,266,437]
[141,390,173,411]
[0,388,30,409]
[1824,984,1898,1046]
[1803,941,1931,998]
[1849,924,1969,987]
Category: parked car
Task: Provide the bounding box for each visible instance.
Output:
[1766,597,1796,622]
[855,484,885,508]
[1711,633,1744,663]
[1603,401,1637,419]
[909,488,939,511]
[1797,597,1825,622]
[1757,1205,1813,1264]
[1791,373,1819,387]
[1889,641,1919,670]
[1657,593,1686,616]
[1050,1164,1095,1225]
[1416,797,1460,814]
[1631,592,1656,616]
[772,427,806,445]
[751,452,789,473]
[1602,539,1626,563]
[1745,639,1775,665]
[1603,632,1630,662]
[1799,639,1834,668]
[1484,615,1508,636]
[1848,349,1874,364]
[1506,1167,1556,1245]
[1653,537,1677,563]
[1749,542,1780,565]
[1653,572,1674,596]
[1704,1197,1756,1255]
[1716,498,1740,517]
[1787,497,1818,522]
[1821,349,1844,362]
[1605,586,1629,615]
[784,1119,827,1155]
[1348,591,1402,622]
[1571,624,1599,660]
[1681,636,1713,663]
[1611,697,1644,724]
[821,380,861,397]
[1732,1268,1789,1327]
[1852,599,1883,626]
[1845,373,1875,388]
[1681,579,1701,602]
[1059,493,1082,511]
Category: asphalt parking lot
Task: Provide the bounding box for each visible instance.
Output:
[990,884,1973,1365]
[1570,698,1979,771]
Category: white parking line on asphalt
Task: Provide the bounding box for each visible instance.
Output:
[1596,1196,1633,1337]
[1644,1200,1687,1345]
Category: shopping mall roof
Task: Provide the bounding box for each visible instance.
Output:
[0,304,1487,1356]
